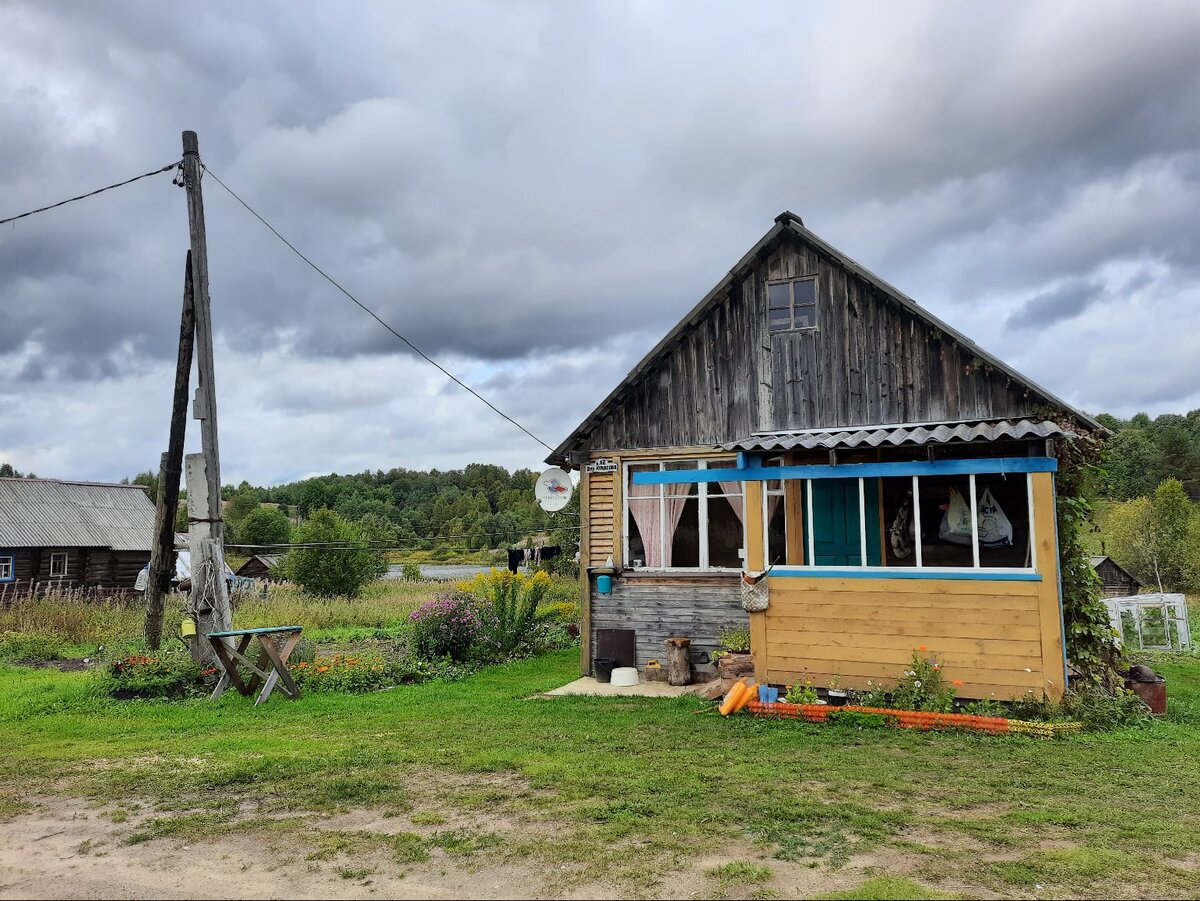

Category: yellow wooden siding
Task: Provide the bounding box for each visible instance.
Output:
[586,468,617,568]
[751,472,1067,702]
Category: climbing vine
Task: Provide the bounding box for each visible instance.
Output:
[1050,420,1122,687]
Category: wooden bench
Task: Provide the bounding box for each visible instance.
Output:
[207,625,303,706]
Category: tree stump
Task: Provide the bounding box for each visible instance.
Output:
[664,637,693,686]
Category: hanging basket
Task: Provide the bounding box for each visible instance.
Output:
[740,568,772,612]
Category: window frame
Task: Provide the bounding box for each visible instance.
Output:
[623,458,747,572]
[767,275,819,333]
[0,554,14,583]
[49,552,68,578]
[778,472,1038,577]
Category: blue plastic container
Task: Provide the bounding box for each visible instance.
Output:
[597,574,613,595]
[758,685,779,704]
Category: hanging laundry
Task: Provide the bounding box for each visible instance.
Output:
[889,494,915,559]
[506,548,523,574]
[540,545,562,562]
[977,488,1013,548]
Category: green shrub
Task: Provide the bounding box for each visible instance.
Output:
[541,600,579,623]
[887,650,956,713]
[1061,685,1153,731]
[0,631,65,662]
[101,651,211,700]
[408,593,481,662]
[961,697,1008,717]
[401,562,423,582]
[468,570,553,660]
[281,510,388,597]
[827,709,889,729]
[718,623,752,654]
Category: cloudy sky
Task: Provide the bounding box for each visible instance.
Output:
[1,1,1197,486]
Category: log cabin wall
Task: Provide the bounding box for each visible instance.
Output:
[590,572,746,673]
[571,231,1042,456]
[0,546,149,596]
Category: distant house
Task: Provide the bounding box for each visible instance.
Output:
[549,211,1106,703]
[0,477,156,595]
[1090,555,1141,597]
[235,554,284,581]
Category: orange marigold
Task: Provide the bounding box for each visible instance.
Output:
[317,665,330,673]
[952,679,964,686]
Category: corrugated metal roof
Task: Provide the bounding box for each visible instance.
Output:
[0,478,156,550]
[723,418,1069,452]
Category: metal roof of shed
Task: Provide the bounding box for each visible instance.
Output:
[723,418,1069,452]
[0,477,156,551]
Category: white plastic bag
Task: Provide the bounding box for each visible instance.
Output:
[976,487,1013,548]
[938,488,974,545]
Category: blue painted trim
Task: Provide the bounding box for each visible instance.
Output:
[770,567,1042,582]
[632,456,1058,485]
[0,553,15,583]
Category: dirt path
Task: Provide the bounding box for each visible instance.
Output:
[0,795,956,900]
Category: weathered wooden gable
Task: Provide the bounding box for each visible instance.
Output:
[569,223,1051,457]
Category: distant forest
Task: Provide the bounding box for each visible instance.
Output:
[1096,410,1200,501]
[122,463,580,553]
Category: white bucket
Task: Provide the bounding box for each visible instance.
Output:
[610,666,639,687]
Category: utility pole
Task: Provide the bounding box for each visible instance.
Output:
[144,253,196,649]
[181,130,232,658]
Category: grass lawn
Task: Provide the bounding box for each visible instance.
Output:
[2,640,1199,898]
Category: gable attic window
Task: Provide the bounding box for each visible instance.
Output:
[768,276,818,332]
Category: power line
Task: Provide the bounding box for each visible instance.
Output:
[199,163,557,455]
[228,519,581,552]
[0,162,180,227]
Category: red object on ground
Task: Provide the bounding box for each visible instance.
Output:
[1126,679,1167,715]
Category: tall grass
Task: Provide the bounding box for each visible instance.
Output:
[0,580,445,655]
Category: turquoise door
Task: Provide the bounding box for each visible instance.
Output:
[807,479,882,566]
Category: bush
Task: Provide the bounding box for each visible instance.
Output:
[885,650,956,713]
[101,651,212,700]
[1061,685,1153,731]
[463,570,553,661]
[408,593,482,662]
[401,562,423,582]
[718,623,752,654]
[0,631,65,662]
[541,600,580,624]
[282,509,388,597]
[237,506,292,547]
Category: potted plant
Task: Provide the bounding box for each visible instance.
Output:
[826,673,848,704]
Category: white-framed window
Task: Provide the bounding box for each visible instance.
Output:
[49,552,68,577]
[784,471,1036,574]
[0,555,13,582]
[762,457,787,567]
[624,459,746,570]
[768,276,818,332]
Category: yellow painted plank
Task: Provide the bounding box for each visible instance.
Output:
[764,631,1041,658]
[1032,471,1067,703]
[766,594,1039,615]
[767,577,1041,597]
[766,614,1043,640]
[766,646,1043,671]
[765,668,1045,701]
[766,658,1047,689]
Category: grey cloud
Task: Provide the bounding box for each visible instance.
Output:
[1006,279,1100,332]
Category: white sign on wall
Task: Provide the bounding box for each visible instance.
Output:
[585,457,619,474]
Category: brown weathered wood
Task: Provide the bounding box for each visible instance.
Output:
[145,254,196,649]
[664,637,692,686]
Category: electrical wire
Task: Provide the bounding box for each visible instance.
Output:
[199,163,557,455]
[0,162,180,227]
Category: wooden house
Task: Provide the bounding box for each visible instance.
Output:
[1089,555,1141,598]
[0,477,156,596]
[548,212,1104,702]
[235,554,284,581]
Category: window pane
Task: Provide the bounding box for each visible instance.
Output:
[664,461,697,498]
[793,307,817,329]
[766,494,786,567]
[975,473,1030,567]
[768,282,791,309]
[919,475,975,568]
[669,497,700,567]
[627,499,658,567]
[880,477,917,567]
[627,463,660,501]
[768,308,791,331]
[708,494,744,568]
[793,279,817,306]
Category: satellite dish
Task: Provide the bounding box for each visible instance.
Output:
[535,467,574,512]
